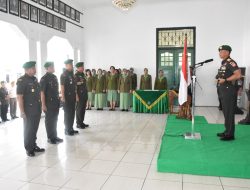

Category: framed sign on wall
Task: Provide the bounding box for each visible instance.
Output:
[0,0,7,13]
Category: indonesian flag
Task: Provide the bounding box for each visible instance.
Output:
[178,35,191,105]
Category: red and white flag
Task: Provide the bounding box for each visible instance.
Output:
[178,35,191,105]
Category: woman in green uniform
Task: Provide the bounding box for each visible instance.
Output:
[106,66,119,111]
[91,69,97,107]
[118,69,132,111]
[86,69,94,110]
[93,69,106,110]
[140,68,152,90]
[102,70,108,107]
[154,70,168,90]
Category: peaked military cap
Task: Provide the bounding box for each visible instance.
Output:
[44,61,54,68]
[75,62,84,68]
[218,45,232,52]
[64,59,73,64]
[23,61,36,69]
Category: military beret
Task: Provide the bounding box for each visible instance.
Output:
[23,61,36,69]
[64,59,73,64]
[218,45,232,52]
[75,62,84,68]
[44,61,54,68]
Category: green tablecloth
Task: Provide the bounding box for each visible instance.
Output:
[133,90,168,114]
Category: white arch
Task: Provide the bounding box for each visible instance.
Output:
[47,36,74,78]
[0,21,29,82]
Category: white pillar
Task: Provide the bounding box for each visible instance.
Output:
[39,40,48,79]
[74,47,78,63]
[29,39,37,61]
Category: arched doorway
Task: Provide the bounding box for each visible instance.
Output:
[47,36,74,79]
[0,21,29,82]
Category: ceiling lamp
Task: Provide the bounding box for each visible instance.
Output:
[112,0,137,11]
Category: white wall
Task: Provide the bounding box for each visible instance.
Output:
[83,0,248,106]
[243,0,250,106]
[0,0,84,79]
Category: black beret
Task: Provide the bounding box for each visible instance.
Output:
[64,59,73,64]
[75,62,84,68]
[218,45,232,52]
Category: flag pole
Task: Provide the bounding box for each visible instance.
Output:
[184,35,201,140]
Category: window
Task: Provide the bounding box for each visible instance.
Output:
[178,52,192,66]
[160,52,173,66]
[158,29,194,48]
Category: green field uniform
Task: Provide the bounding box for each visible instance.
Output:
[119,74,132,110]
[107,74,119,102]
[154,77,168,90]
[131,73,137,90]
[94,75,106,109]
[140,74,152,90]
[102,74,108,107]
[91,74,97,106]
[130,73,137,106]
[86,76,93,102]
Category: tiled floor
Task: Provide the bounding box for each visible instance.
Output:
[0,107,249,190]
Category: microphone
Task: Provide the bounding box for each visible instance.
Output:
[195,59,213,66]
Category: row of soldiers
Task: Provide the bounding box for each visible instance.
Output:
[16,59,90,157]
[16,59,169,157]
[83,67,168,111]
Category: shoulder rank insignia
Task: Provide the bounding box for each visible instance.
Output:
[230,62,236,67]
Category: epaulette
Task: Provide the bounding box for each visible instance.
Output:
[17,75,25,82]
[226,58,237,67]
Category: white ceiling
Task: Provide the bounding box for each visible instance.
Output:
[73,0,172,9]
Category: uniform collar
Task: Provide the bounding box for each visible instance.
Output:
[46,72,53,76]
[222,56,230,65]
[25,73,35,79]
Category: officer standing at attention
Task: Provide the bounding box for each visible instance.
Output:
[16,61,45,157]
[40,62,63,144]
[217,45,241,141]
[154,70,168,90]
[75,62,89,129]
[60,59,79,136]
[140,68,152,90]
[118,69,132,111]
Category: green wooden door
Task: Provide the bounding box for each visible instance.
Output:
[158,49,194,89]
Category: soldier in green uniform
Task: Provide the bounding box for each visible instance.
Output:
[94,69,106,110]
[40,62,63,144]
[86,69,94,110]
[140,68,152,90]
[17,61,45,157]
[60,59,79,136]
[118,69,132,111]
[216,45,241,141]
[154,70,168,90]
[107,66,119,110]
[75,62,89,129]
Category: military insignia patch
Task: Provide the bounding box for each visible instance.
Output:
[230,62,236,67]
[221,66,226,70]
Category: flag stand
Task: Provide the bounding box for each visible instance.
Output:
[184,67,201,140]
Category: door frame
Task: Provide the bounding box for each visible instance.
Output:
[156,27,196,78]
